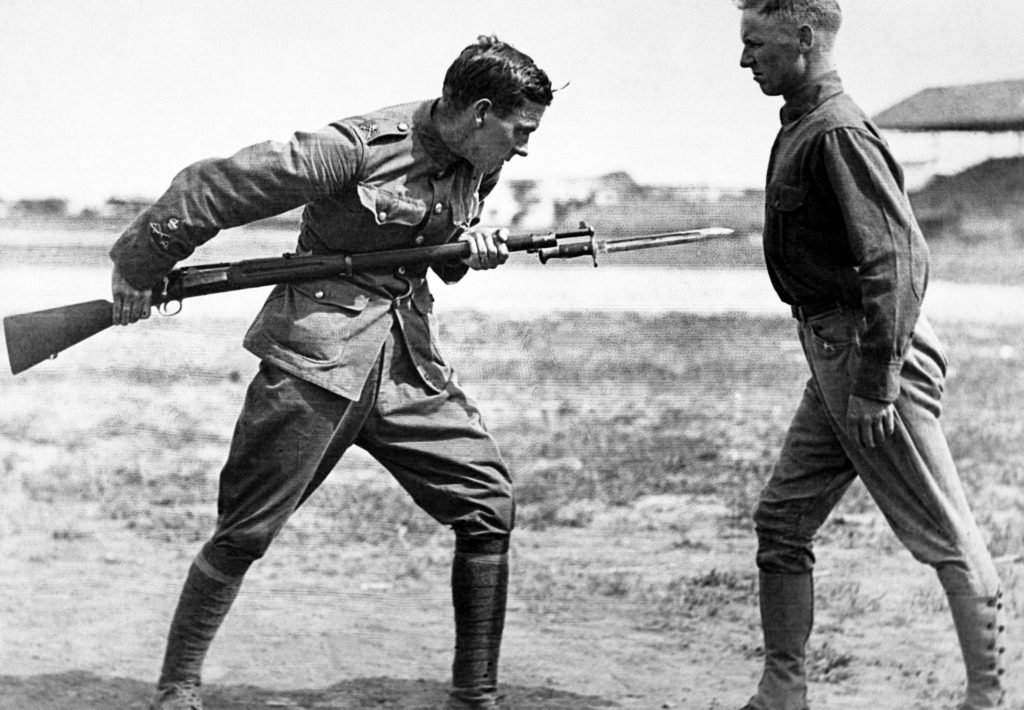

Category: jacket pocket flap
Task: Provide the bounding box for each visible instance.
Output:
[291,279,371,312]
[767,183,808,212]
[357,183,428,226]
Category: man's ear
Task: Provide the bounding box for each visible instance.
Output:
[797,24,815,53]
[472,99,493,126]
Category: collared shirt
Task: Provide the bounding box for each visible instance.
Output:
[109,99,500,398]
[763,71,929,402]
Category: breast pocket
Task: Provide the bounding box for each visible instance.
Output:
[356,183,428,227]
[261,279,370,364]
[766,181,808,260]
[767,182,808,215]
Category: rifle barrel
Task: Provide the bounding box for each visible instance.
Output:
[158,227,588,304]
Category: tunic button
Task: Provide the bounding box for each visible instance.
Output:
[414,236,425,244]
[433,202,444,214]
[314,290,325,299]
[397,122,409,132]
[397,266,406,275]
[377,211,387,221]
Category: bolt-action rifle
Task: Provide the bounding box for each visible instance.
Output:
[3,223,734,375]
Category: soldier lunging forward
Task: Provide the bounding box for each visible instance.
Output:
[110,35,553,710]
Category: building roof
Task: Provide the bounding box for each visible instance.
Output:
[873,79,1024,132]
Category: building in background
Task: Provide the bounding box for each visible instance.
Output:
[874,78,1024,242]
[874,78,1024,190]
[481,172,763,242]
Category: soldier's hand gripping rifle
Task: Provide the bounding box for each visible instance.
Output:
[3,223,734,375]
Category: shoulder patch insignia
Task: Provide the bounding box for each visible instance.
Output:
[149,221,173,251]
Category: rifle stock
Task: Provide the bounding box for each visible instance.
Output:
[4,299,114,375]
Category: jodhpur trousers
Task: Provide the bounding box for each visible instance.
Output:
[198,326,514,576]
[754,309,1000,598]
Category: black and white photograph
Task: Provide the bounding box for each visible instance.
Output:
[2,1,1023,708]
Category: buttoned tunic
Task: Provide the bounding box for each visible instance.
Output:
[110,99,500,399]
[763,72,929,402]
[110,100,515,571]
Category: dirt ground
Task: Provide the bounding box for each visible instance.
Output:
[3,258,1024,709]
[3,486,1022,710]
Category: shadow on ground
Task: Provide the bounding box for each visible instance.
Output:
[0,672,620,709]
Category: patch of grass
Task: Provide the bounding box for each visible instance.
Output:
[806,640,855,684]
[6,312,1024,563]
[284,482,443,545]
[514,563,644,619]
[817,581,884,625]
[637,568,758,632]
[928,240,1024,286]
[908,586,948,616]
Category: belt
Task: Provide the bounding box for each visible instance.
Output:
[790,303,842,321]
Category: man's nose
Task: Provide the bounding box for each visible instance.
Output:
[740,49,753,68]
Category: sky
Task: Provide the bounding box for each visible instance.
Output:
[2,0,1024,208]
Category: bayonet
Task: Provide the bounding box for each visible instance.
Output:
[536,226,735,265]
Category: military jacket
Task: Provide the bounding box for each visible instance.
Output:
[109,100,500,398]
[764,72,929,402]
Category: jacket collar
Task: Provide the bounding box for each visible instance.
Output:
[415,100,464,171]
[780,71,844,126]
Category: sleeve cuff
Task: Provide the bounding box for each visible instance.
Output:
[108,215,181,290]
[851,357,902,403]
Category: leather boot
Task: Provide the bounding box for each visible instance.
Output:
[948,590,1007,709]
[152,560,244,705]
[446,538,509,710]
[743,572,813,710]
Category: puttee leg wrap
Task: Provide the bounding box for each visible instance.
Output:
[156,557,245,689]
[448,537,509,709]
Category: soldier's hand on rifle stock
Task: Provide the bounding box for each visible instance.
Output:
[459,228,509,270]
[111,264,153,325]
[846,394,896,449]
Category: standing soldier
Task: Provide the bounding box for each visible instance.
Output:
[109,35,553,710]
[733,1,1007,708]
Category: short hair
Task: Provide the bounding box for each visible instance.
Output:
[442,35,554,116]
[734,0,842,35]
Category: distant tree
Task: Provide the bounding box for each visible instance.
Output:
[13,198,68,218]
